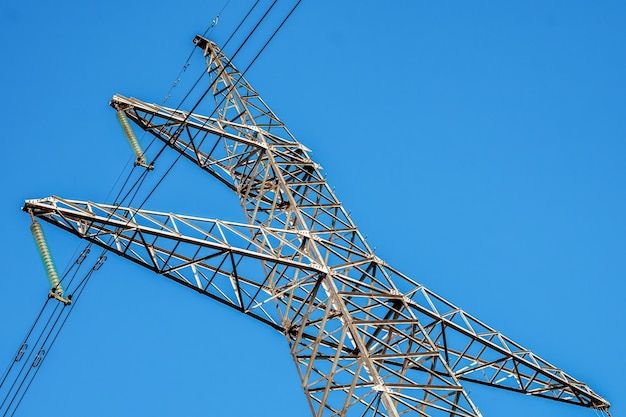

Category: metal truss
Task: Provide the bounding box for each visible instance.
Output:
[25,36,611,416]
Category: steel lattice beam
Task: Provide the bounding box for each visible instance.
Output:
[25,35,611,416]
[23,194,610,415]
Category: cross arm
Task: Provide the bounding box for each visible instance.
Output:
[110,94,308,195]
[23,196,322,329]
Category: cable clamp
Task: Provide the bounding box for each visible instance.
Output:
[93,255,107,271]
[48,288,72,305]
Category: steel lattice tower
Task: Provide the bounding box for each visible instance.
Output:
[24,36,610,417]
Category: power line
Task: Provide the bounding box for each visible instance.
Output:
[6,253,105,417]
[134,0,288,212]
[1,2,303,414]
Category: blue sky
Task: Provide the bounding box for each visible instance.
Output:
[1,1,624,416]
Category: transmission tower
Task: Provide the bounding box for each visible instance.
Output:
[23,35,610,417]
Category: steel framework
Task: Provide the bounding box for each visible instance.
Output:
[24,36,610,416]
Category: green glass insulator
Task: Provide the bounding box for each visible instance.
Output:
[116,110,147,166]
[30,221,63,297]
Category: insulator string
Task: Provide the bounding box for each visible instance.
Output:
[120,0,285,214]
